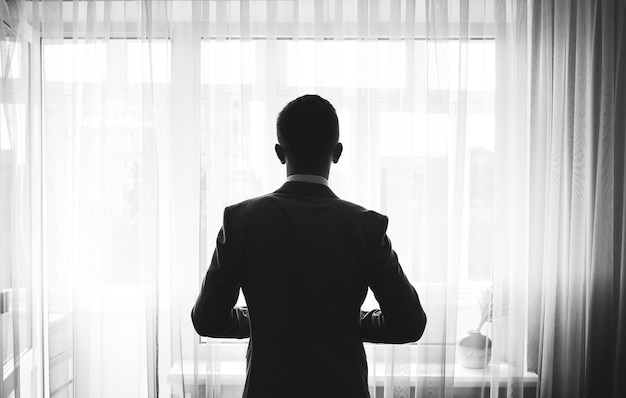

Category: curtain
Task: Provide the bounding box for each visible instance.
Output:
[12,1,624,398]
[527,0,626,397]
[34,1,170,397]
[168,1,515,396]
[1,0,42,397]
[33,1,521,397]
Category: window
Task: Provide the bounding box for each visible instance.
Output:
[39,13,504,397]
[198,37,496,341]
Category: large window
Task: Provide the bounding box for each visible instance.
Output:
[199,37,496,339]
[40,17,507,397]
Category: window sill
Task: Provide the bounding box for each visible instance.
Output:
[167,360,537,389]
[3,348,34,398]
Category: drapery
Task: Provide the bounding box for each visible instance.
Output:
[1,0,42,397]
[0,0,620,398]
[526,1,626,397]
[35,1,170,397]
[33,1,513,397]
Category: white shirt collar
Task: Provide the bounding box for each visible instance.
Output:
[286,174,329,186]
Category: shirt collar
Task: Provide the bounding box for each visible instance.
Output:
[286,174,329,186]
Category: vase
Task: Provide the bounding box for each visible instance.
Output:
[457,330,492,369]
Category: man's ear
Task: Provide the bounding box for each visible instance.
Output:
[332,142,343,164]
[275,144,286,164]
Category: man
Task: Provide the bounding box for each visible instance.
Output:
[192,94,426,397]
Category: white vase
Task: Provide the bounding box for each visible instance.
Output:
[457,330,492,369]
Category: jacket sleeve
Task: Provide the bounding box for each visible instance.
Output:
[360,214,427,343]
[191,208,250,339]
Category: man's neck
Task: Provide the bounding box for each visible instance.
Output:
[285,163,331,180]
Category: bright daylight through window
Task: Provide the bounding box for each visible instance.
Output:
[199,38,496,340]
[40,19,502,398]
[42,37,496,339]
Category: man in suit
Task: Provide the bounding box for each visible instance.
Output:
[192,94,427,397]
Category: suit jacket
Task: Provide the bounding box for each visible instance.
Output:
[192,181,426,398]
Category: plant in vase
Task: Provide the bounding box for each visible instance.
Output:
[457,288,493,369]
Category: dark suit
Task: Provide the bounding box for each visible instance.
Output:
[192,181,426,398]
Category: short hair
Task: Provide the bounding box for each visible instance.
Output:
[276,95,339,161]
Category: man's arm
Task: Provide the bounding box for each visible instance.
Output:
[360,214,427,344]
[191,210,250,339]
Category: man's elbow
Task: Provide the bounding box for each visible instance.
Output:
[388,308,427,343]
[191,307,214,337]
[192,307,245,338]
[407,309,427,342]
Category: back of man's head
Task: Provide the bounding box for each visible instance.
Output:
[276,94,339,165]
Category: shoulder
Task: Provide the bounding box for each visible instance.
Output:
[222,193,274,219]
[224,191,389,230]
[330,196,388,220]
[329,199,390,242]
[335,199,387,222]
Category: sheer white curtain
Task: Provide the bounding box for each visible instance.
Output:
[32,0,523,397]
[34,1,170,397]
[1,1,42,397]
[21,0,626,398]
[182,1,512,397]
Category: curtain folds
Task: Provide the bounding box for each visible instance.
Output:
[4,0,621,398]
[527,0,626,397]
[1,1,40,397]
[33,1,172,397]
